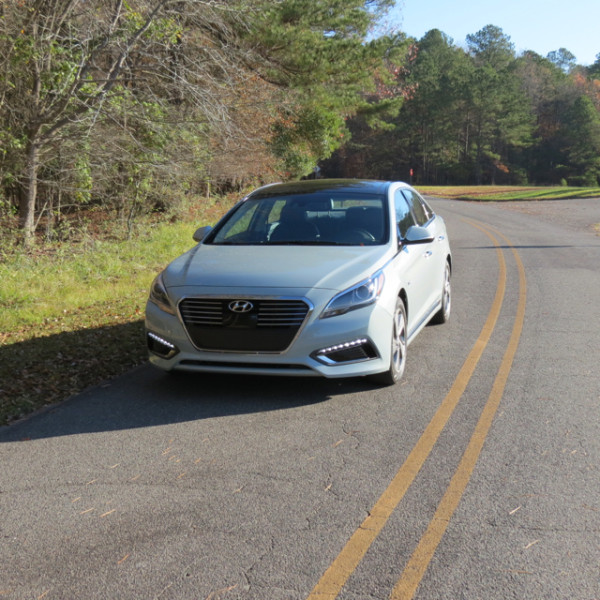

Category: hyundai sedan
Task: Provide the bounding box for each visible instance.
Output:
[145,179,451,385]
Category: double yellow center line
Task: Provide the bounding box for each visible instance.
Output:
[307,220,527,600]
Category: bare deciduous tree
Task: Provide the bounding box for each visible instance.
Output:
[0,0,271,243]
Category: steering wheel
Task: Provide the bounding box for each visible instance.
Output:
[348,228,376,242]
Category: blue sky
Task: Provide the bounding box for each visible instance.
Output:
[390,0,599,65]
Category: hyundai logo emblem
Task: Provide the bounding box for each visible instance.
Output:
[228,300,254,313]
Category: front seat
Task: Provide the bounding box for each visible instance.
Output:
[270,203,319,242]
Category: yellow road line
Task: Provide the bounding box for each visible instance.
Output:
[307,224,507,600]
[390,225,526,599]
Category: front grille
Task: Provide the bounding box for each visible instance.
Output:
[179,297,310,352]
[257,302,308,327]
[180,299,223,325]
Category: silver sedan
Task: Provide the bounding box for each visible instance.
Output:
[145,179,451,384]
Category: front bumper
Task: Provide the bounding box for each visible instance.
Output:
[145,295,394,379]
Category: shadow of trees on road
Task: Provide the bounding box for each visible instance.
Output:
[0,320,146,426]
[1,321,379,441]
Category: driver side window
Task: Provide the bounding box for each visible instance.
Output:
[394,190,415,239]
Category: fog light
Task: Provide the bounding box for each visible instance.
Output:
[312,338,378,365]
[147,331,179,359]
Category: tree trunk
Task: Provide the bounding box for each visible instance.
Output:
[19,141,40,246]
[475,118,483,185]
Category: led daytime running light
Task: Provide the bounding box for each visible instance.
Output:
[148,332,176,350]
[317,338,368,355]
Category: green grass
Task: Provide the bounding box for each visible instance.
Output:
[0,196,239,425]
[0,220,197,333]
[0,220,200,425]
[417,185,600,201]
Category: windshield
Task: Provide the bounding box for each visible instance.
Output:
[206,192,388,246]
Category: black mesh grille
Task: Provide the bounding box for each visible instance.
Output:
[179,298,310,352]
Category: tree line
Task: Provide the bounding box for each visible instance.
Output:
[323,26,600,187]
[1,1,598,245]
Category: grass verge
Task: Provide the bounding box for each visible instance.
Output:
[417,185,600,201]
[0,196,236,426]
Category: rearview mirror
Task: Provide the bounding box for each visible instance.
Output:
[193,226,212,242]
[402,225,434,245]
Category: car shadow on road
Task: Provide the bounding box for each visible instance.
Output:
[0,361,381,442]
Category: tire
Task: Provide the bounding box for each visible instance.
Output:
[370,297,407,386]
[431,261,451,325]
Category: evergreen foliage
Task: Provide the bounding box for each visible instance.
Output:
[323,26,600,187]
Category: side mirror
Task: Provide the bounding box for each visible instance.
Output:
[402,225,434,245]
[193,226,212,242]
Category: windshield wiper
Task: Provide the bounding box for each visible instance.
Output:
[213,240,267,245]
[268,240,347,245]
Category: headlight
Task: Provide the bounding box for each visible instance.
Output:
[149,272,175,315]
[321,270,385,318]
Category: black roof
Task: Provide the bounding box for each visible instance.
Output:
[249,179,393,199]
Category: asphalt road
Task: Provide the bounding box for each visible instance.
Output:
[1,198,599,600]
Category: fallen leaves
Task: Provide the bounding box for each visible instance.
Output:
[0,302,146,425]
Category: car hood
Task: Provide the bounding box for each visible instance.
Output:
[162,244,393,292]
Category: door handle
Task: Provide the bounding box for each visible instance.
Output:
[423,250,433,258]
